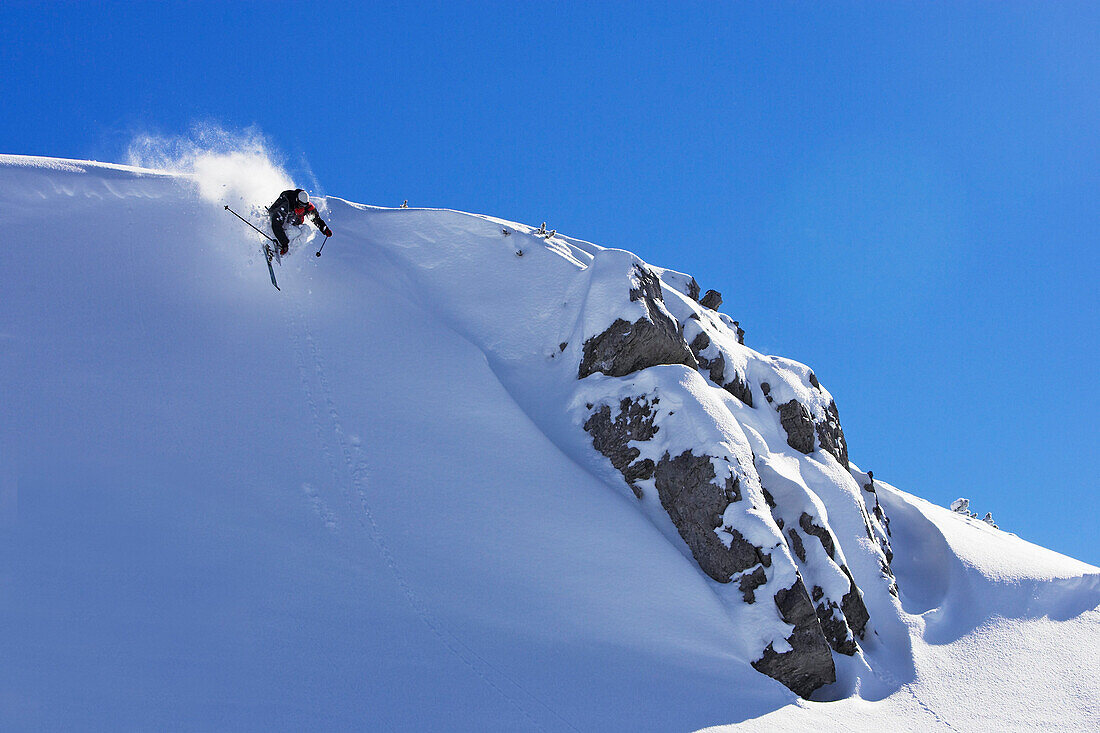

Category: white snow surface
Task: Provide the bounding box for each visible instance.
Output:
[0,154,1097,731]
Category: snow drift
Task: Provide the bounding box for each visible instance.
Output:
[0,154,1096,731]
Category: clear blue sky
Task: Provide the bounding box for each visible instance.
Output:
[3,1,1097,564]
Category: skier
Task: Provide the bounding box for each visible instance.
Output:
[269,189,332,256]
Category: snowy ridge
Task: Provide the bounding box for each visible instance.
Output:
[0,155,1096,731]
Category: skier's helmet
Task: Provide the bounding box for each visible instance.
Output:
[297,190,310,206]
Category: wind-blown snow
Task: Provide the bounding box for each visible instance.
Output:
[0,154,1096,732]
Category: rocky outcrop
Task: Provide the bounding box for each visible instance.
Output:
[816,401,849,467]
[853,469,897,595]
[751,579,837,698]
[688,332,753,407]
[778,400,816,454]
[805,518,867,637]
[583,397,659,496]
[684,277,701,302]
[804,565,870,656]
[572,259,896,699]
[653,450,765,583]
[700,289,723,310]
[799,513,836,559]
[582,393,842,695]
[787,528,807,563]
[839,565,870,639]
[775,397,850,468]
[579,266,698,379]
[787,512,869,654]
[739,566,768,603]
[813,592,857,656]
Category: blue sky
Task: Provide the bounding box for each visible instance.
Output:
[2,1,1097,564]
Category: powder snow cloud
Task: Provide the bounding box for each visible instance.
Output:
[126,123,295,210]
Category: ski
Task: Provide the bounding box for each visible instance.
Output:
[262,243,280,290]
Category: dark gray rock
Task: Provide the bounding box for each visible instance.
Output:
[653,450,767,583]
[815,599,857,656]
[775,393,849,467]
[873,504,893,542]
[700,289,723,310]
[583,396,660,497]
[839,565,870,640]
[685,277,701,301]
[579,266,698,379]
[690,332,725,384]
[688,331,753,407]
[579,317,698,379]
[791,525,862,654]
[787,528,807,563]
[732,320,745,345]
[739,565,768,603]
[723,375,754,408]
[815,401,849,467]
[751,578,837,698]
[760,487,776,509]
[799,512,836,560]
[883,559,899,597]
[779,400,816,454]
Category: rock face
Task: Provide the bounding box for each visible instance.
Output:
[839,566,870,639]
[700,289,723,310]
[573,255,894,699]
[751,579,837,698]
[579,266,698,379]
[583,397,659,496]
[778,400,817,454]
[584,399,839,696]
[775,396,849,468]
[653,450,764,583]
[853,467,897,596]
[689,332,753,407]
[816,401,849,467]
[799,513,836,559]
[787,514,871,655]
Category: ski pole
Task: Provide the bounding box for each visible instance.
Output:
[315,236,329,257]
[224,204,276,243]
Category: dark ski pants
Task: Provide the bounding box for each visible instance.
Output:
[270,215,290,255]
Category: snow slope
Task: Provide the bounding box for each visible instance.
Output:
[0,154,1096,731]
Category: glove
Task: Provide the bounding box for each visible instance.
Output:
[322,226,333,237]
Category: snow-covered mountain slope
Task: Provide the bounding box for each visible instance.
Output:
[0,154,1096,732]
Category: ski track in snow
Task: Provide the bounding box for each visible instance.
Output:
[287,303,344,536]
[870,665,960,732]
[285,297,579,733]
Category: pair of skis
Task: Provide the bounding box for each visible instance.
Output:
[225,205,282,290]
[261,241,281,290]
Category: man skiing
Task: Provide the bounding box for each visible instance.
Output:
[269,188,332,256]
